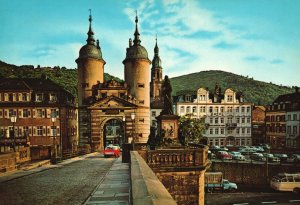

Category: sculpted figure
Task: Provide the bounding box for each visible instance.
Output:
[161,75,173,115]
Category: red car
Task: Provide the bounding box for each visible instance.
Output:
[216,151,232,160]
[103,145,120,158]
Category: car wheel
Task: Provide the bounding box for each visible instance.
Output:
[293,187,300,194]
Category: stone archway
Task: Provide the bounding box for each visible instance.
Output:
[98,116,125,150]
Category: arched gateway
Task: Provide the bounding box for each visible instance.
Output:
[76,13,151,151]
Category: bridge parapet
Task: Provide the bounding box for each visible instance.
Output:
[146,147,209,169]
[130,151,177,205]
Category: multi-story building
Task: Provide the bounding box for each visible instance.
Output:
[175,84,252,147]
[0,77,77,159]
[252,106,266,145]
[266,87,300,149]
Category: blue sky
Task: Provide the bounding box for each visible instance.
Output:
[0,0,299,87]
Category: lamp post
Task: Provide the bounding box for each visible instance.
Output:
[131,113,135,150]
[10,115,17,152]
[51,114,57,164]
[123,116,126,144]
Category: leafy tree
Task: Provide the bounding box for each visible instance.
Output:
[178,114,206,145]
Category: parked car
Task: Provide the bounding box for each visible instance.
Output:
[216,151,232,160]
[274,154,288,162]
[287,154,300,163]
[230,151,245,161]
[103,145,121,158]
[250,153,266,161]
[239,148,257,155]
[263,153,280,163]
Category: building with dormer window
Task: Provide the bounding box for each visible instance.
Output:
[174,84,253,147]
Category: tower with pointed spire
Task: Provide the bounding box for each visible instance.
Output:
[76,10,106,106]
[123,12,151,143]
[150,36,163,102]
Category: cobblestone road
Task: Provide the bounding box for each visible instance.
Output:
[0,153,116,205]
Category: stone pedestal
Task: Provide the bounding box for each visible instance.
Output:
[156,114,180,143]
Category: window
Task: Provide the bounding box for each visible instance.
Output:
[36,93,44,102]
[293,126,297,134]
[192,106,196,113]
[215,128,219,135]
[241,118,245,123]
[209,128,213,134]
[220,107,224,113]
[22,93,28,101]
[186,95,191,102]
[241,107,245,113]
[180,106,184,113]
[37,126,43,136]
[9,109,16,117]
[200,106,206,113]
[9,94,13,101]
[247,117,250,123]
[227,107,233,112]
[137,83,145,88]
[49,93,57,102]
[235,107,239,113]
[246,107,250,113]
[151,111,156,117]
[209,107,213,113]
[293,114,297,121]
[186,106,191,113]
[220,118,224,124]
[237,128,240,134]
[220,128,224,134]
[37,109,43,118]
[23,126,29,137]
[214,107,218,113]
[242,128,245,134]
[199,95,206,101]
[210,117,213,124]
[227,95,233,102]
[247,128,251,134]
[23,109,30,118]
[237,117,240,123]
[215,118,218,124]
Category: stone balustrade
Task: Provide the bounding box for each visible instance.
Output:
[146,147,209,169]
[130,151,177,205]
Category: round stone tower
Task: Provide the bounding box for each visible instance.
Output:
[123,14,151,143]
[76,13,106,106]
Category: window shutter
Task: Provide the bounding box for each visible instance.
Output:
[47,127,50,135]
[46,109,51,118]
[19,110,22,118]
[43,127,46,135]
[42,110,45,118]
[33,127,36,135]
[32,110,36,118]
[29,127,32,135]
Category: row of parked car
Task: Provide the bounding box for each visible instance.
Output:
[208,145,300,163]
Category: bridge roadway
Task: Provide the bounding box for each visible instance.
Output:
[0,152,130,205]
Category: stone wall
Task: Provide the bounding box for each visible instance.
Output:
[209,161,300,187]
[0,152,16,173]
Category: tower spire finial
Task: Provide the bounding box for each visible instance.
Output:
[154,34,159,55]
[87,9,95,45]
[133,10,141,45]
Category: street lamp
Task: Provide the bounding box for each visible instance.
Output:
[131,113,135,150]
[10,115,17,152]
[123,116,126,144]
[51,114,57,164]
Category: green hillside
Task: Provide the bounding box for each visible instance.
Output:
[0,60,122,99]
[0,61,294,105]
[170,70,294,105]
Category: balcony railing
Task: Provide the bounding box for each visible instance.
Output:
[146,148,209,168]
[226,123,237,128]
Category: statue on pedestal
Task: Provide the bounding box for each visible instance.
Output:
[161,75,173,115]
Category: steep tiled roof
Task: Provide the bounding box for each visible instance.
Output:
[0,78,68,93]
[274,92,300,103]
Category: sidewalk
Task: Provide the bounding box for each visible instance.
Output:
[84,157,130,205]
[0,152,99,183]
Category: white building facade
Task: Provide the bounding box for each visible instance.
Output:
[286,111,300,148]
[175,87,253,147]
